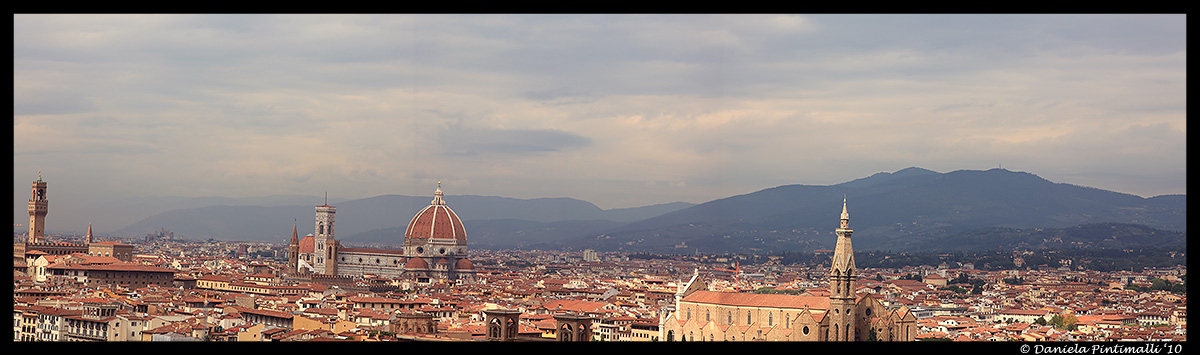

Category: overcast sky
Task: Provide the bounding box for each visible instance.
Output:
[14,14,1187,234]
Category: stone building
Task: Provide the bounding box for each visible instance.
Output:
[16,174,136,280]
[288,182,475,284]
[659,199,918,341]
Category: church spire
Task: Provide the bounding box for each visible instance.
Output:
[832,198,854,271]
[86,223,93,244]
[828,198,857,341]
[840,196,849,228]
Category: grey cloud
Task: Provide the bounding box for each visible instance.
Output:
[437,124,592,156]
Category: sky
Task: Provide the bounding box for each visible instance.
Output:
[14,14,1187,235]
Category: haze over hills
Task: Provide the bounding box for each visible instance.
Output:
[572,167,1185,253]
[112,167,1185,254]
[115,195,697,243]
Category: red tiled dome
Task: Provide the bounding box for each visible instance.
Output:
[404,183,467,243]
[455,258,474,270]
[404,257,429,269]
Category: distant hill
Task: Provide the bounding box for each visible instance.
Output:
[913,222,1186,252]
[115,167,1185,254]
[569,168,1185,254]
[346,219,625,249]
[116,194,695,242]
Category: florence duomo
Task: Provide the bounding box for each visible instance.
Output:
[287,181,475,285]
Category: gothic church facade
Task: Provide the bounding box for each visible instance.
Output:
[660,200,917,341]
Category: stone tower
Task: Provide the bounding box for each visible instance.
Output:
[27,172,48,243]
[314,198,337,275]
[827,198,856,341]
[288,220,299,276]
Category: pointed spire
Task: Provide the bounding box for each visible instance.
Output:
[839,197,851,229]
[290,219,299,244]
[86,223,93,243]
[841,196,849,220]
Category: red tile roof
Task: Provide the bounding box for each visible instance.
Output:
[682,290,831,310]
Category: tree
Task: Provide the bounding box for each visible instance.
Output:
[1050,315,1064,328]
[1051,313,1079,331]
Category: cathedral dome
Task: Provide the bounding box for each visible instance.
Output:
[404,183,467,243]
[404,257,429,269]
[455,258,474,270]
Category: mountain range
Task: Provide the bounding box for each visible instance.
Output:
[115,167,1186,253]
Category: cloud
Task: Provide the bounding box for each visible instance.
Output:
[436,123,592,157]
[11,14,1186,232]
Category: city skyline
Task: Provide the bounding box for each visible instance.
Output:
[14,14,1186,234]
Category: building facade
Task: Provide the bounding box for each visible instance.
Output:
[16,174,139,282]
[660,200,917,342]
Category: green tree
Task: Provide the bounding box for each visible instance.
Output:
[1061,314,1078,331]
[1050,314,1064,328]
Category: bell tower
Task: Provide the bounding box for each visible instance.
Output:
[27,171,49,243]
[314,194,337,275]
[288,220,299,276]
[827,198,857,341]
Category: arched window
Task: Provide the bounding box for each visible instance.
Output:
[747,311,752,324]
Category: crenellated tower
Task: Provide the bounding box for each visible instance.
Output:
[27,172,49,243]
[827,198,857,341]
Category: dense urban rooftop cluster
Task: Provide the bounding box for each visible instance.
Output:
[13,234,1186,342]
